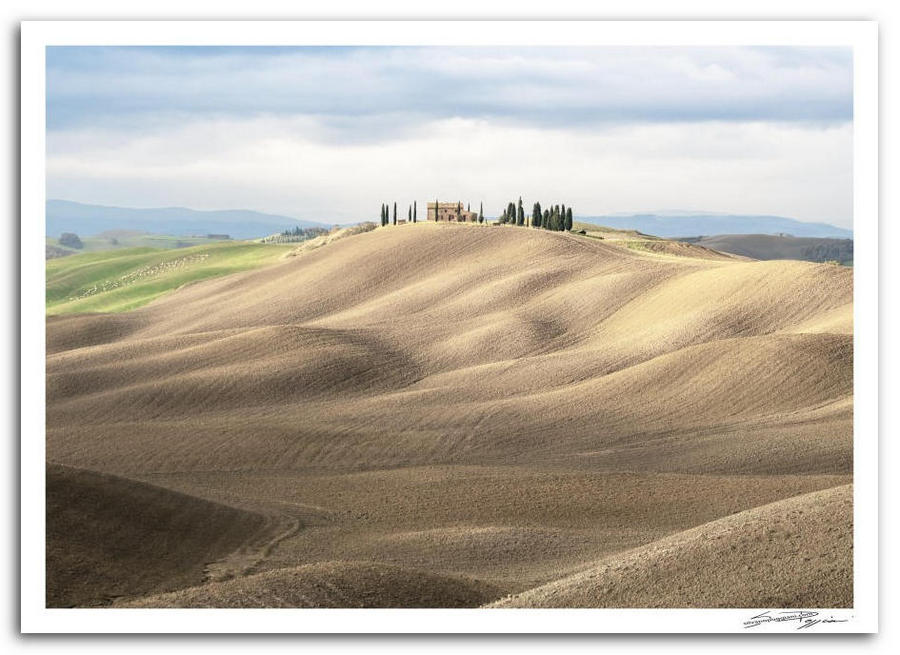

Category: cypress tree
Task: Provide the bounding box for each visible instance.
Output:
[517,197,524,226]
[414,201,417,223]
[543,209,550,229]
[393,202,397,225]
[532,202,542,228]
[479,202,484,224]
[456,201,461,221]
[565,207,573,231]
[435,198,439,221]
[408,206,412,222]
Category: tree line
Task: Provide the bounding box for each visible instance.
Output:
[497,197,573,231]
[264,225,330,243]
[378,197,570,229]
[279,225,329,239]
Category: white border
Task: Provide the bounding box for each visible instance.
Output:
[20,20,878,634]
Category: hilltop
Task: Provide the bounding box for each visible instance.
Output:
[45,221,853,607]
[571,221,748,261]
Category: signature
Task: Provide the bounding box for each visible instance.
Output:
[744,610,849,630]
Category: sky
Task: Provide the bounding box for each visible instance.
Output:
[45,46,853,226]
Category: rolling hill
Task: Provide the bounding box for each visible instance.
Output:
[118,562,501,608]
[677,234,853,265]
[47,199,330,240]
[491,484,852,608]
[46,241,294,315]
[45,221,853,607]
[579,213,852,239]
[46,232,236,258]
[46,463,271,607]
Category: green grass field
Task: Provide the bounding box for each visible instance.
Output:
[47,233,232,257]
[46,242,294,315]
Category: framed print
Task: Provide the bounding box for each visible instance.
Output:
[20,19,878,634]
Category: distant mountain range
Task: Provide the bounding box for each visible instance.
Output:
[47,201,853,242]
[580,213,852,239]
[46,200,330,240]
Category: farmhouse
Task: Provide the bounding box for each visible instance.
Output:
[428,202,479,223]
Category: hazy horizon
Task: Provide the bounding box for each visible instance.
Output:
[47,46,853,228]
[45,197,852,230]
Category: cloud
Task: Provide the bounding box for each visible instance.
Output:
[46,46,853,138]
[45,46,853,227]
[46,114,853,227]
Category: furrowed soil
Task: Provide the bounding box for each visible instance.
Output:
[45,222,853,608]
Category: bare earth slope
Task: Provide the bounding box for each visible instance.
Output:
[46,463,270,607]
[45,222,853,607]
[491,484,852,608]
[119,561,501,608]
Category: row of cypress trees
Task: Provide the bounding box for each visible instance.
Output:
[498,197,573,231]
[380,201,418,227]
[536,202,574,231]
[380,200,488,225]
[379,198,570,228]
[497,199,524,226]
